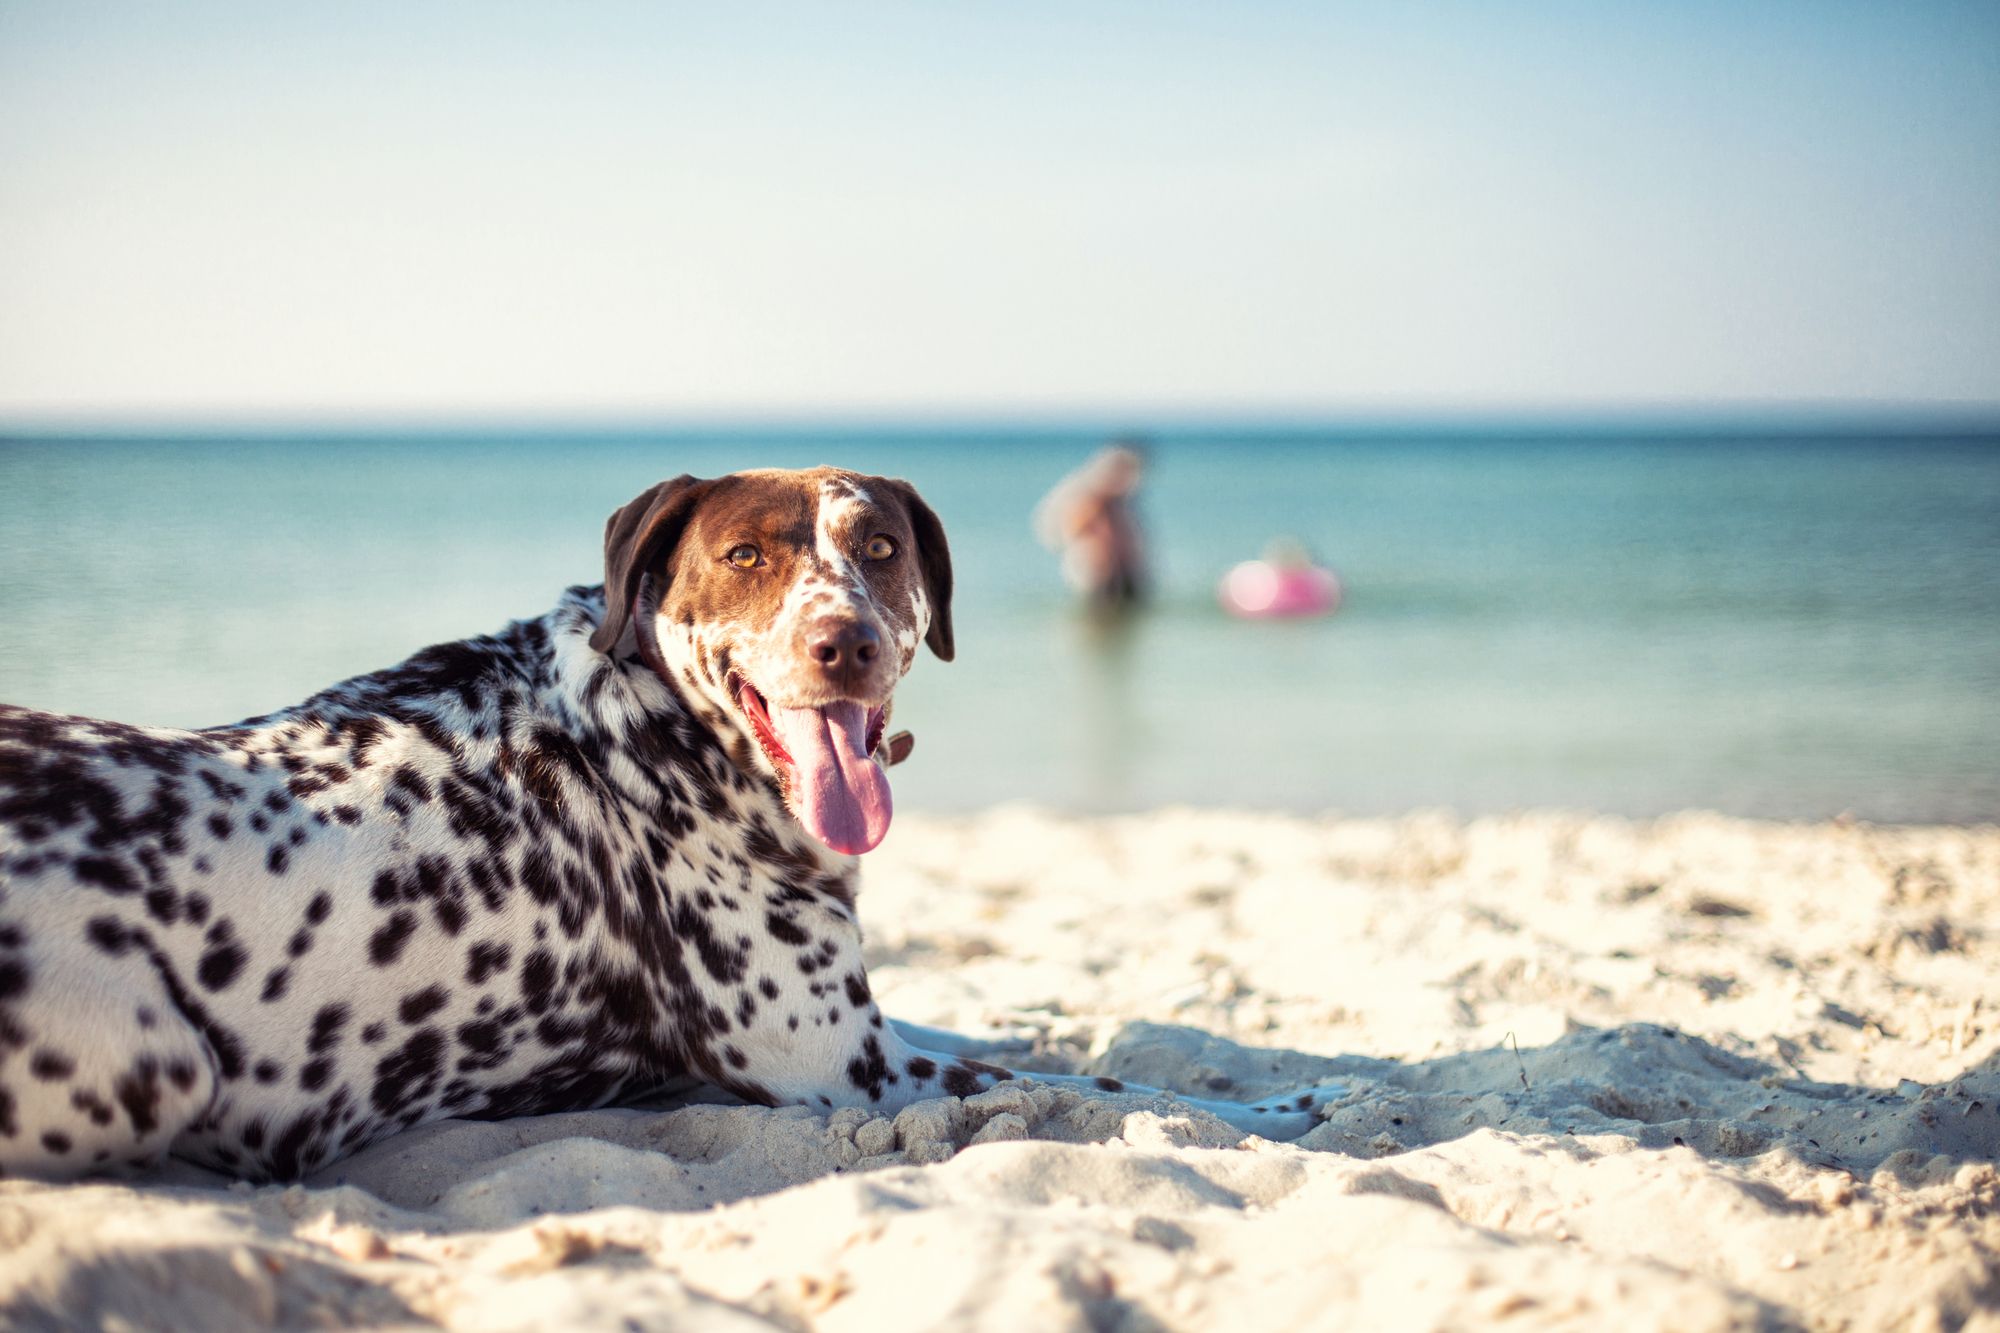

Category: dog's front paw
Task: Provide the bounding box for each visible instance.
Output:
[1235,1082,1348,1141]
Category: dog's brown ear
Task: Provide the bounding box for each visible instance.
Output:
[878,478,954,662]
[589,475,711,655]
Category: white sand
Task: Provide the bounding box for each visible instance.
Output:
[3,808,1995,1331]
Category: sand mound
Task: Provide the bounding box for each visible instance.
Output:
[2,809,1995,1330]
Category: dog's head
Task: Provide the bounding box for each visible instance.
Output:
[590,467,953,856]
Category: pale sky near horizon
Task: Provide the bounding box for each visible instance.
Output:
[2,1,1997,424]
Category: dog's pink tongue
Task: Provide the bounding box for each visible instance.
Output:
[766,701,892,855]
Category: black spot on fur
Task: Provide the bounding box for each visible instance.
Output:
[941,1065,983,1097]
[113,1056,163,1137]
[398,985,448,1025]
[28,1050,74,1081]
[70,1089,114,1126]
[465,941,510,985]
[370,1027,446,1115]
[456,1017,504,1056]
[764,913,810,947]
[72,856,136,894]
[197,935,248,991]
[266,1110,320,1180]
[845,1034,894,1100]
[519,948,557,1013]
[433,897,468,936]
[368,911,417,966]
[308,1003,351,1055]
[389,765,434,804]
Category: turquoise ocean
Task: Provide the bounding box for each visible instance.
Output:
[2,426,1995,824]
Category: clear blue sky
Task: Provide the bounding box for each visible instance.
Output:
[2,1,1996,423]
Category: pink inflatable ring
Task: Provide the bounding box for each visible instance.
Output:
[1218,560,1342,619]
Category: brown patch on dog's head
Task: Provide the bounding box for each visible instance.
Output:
[591,468,952,853]
[599,468,951,692]
[868,477,954,663]
[588,474,712,656]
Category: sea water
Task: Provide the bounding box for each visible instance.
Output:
[2,427,1995,823]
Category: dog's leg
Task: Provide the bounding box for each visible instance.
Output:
[0,929,217,1180]
[946,1066,1347,1140]
[877,1019,1342,1136]
[758,1018,1341,1141]
[714,903,1340,1141]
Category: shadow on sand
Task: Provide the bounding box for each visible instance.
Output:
[241,1019,2000,1220]
[1080,1020,2000,1179]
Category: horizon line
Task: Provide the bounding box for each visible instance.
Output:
[5,398,2000,441]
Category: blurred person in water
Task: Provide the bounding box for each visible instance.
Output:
[1034,439,1150,612]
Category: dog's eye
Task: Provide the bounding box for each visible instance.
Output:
[725,544,762,569]
[864,535,897,561]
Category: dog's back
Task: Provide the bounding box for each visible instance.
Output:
[0,590,720,1177]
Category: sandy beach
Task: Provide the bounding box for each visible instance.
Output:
[1,807,1994,1331]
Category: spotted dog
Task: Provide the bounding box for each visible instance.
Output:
[0,467,1342,1181]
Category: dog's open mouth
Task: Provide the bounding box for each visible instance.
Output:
[730,674,892,856]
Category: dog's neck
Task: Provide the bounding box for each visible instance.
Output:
[560,583,852,878]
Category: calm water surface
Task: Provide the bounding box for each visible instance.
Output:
[2,427,1995,823]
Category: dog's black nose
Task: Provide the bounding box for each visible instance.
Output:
[808,620,880,676]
